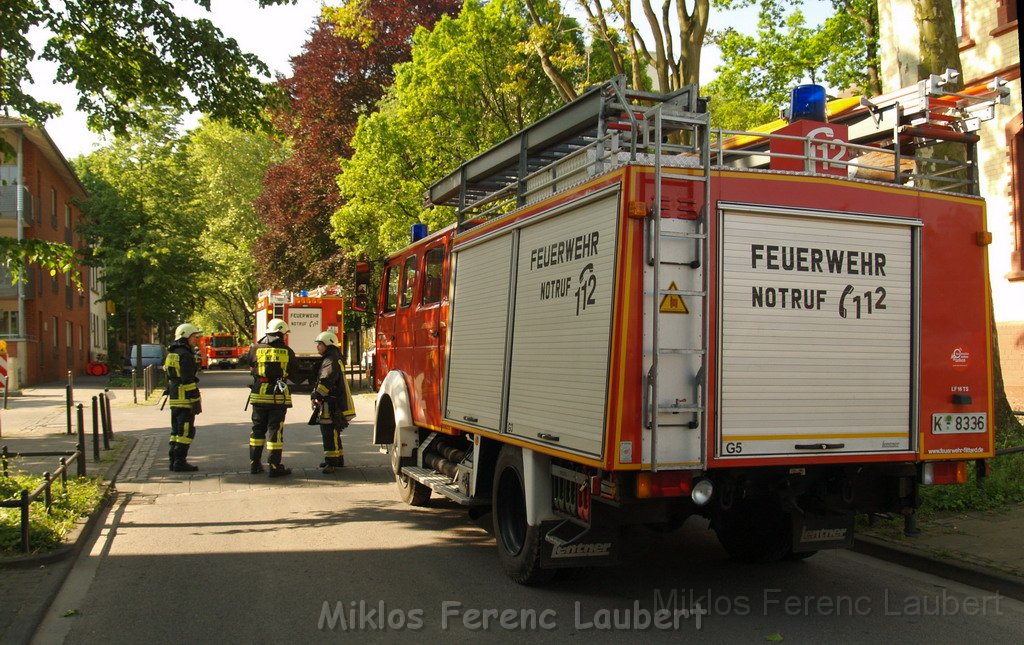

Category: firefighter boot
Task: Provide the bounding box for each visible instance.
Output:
[249,445,265,474]
[171,445,199,472]
[267,450,291,478]
[168,444,176,470]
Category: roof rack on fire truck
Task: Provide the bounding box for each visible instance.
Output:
[709,69,1011,196]
[425,75,711,231]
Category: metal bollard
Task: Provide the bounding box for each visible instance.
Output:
[76,404,86,477]
[1,445,7,478]
[59,457,68,490]
[91,397,100,463]
[66,384,73,435]
[132,368,137,404]
[20,489,29,553]
[98,394,110,450]
[43,472,52,512]
[104,388,114,439]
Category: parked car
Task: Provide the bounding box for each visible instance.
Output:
[127,344,166,372]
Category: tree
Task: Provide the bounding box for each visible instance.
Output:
[526,0,710,97]
[332,0,567,262]
[904,0,1020,439]
[2,0,298,278]
[184,118,282,342]
[253,0,458,289]
[704,0,880,131]
[75,111,210,363]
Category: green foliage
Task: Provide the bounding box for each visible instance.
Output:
[333,0,566,260]
[919,453,1024,515]
[75,109,211,345]
[0,473,104,555]
[704,0,878,131]
[0,238,82,287]
[1,0,299,137]
[184,118,282,341]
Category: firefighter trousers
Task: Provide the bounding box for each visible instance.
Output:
[169,407,197,463]
[250,404,288,469]
[319,423,344,467]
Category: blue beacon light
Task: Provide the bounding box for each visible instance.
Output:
[411,223,429,242]
[789,84,827,122]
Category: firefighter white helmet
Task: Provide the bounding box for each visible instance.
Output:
[267,318,289,334]
[315,331,339,346]
[175,323,202,340]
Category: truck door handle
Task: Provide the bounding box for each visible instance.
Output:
[430,331,439,338]
[794,443,845,450]
[537,433,560,442]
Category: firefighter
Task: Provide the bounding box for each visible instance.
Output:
[165,323,203,472]
[310,331,355,474]
[247,318,299,477]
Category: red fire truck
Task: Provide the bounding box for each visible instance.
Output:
[254,286,345,385]
[359,75,1009,583]
[197,333,243,370]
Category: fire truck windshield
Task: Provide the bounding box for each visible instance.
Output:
[211,336,235,347]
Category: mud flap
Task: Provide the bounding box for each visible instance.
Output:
[791,512,855,553]
[539,520,620,568]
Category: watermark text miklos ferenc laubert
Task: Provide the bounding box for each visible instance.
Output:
[318,589,1003,632]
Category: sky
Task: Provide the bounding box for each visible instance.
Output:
[26,0,834,160]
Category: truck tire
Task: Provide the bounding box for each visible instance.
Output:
[492,446,554,585]
[389,439,430,506]
[713,496,792,564]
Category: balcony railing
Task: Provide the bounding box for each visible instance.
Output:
[0,185,34,222]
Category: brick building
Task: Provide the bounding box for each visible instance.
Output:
[0,118,91,388]
[879,0,1021,391]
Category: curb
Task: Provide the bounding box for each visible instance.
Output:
[853,535,1024,603]
[0,435,137,569]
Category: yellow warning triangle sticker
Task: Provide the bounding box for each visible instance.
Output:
[659,282,689,314]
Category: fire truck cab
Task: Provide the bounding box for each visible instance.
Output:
[364,75,1010,583]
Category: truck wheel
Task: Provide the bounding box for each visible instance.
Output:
[389,439,430,506]
[492,446,554,585]
[713,497,791,563]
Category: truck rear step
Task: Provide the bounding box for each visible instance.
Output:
[400,466,489,506]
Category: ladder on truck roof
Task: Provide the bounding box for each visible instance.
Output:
[425,76,708,227]
[425,77,714,470]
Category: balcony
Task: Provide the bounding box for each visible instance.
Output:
[0,185,33,235]
[0,264,33,299]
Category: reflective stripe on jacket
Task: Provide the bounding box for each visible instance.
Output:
[247,334,297,407]
[313,345,355,419]
[165,339,201,409]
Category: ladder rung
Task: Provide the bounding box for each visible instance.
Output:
[660,231,707,240]
[658,348,705,355]
[658,404,704,413]
[658,289,705,297]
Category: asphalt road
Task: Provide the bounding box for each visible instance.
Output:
[32,370,1024,643]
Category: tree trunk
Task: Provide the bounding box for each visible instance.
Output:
[909,0,1021,438]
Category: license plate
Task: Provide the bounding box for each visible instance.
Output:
[931,412,987,434]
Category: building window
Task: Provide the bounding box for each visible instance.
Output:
[50,187,57,228]
[997,0,1018,26]
[1009,113,1023,281]
[0,310,18,336]
[51,316,58,350]
[39,318,45,366]
[952,0,967,40]
[78,324,84,358]
[101,318,107,350]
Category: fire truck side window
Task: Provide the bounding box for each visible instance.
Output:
[399,255,417,308]
[422,247,444,305]
[384,264,400,312]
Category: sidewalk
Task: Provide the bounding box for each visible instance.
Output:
[0,375,144,643]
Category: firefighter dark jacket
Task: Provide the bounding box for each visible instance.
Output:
[247,333,298,407]
[164,338,201,411]
[312,344,355,420]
